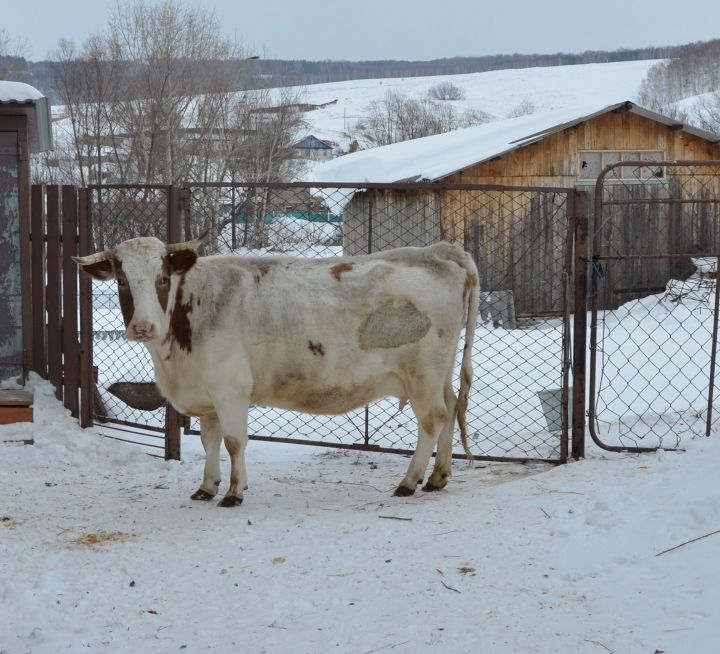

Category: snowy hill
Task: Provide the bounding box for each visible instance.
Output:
[291,59,661,150]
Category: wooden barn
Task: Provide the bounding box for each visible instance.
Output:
[310,101,720,314]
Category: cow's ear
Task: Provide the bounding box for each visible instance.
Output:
[75,259,116,280]
[166,250,197,275]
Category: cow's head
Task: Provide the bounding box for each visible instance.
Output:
[74,236,201,346]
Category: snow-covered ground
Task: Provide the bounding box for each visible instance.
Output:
[2,377,720,654]
[4,262,720,654]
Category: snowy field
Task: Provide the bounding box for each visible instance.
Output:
[290,60,660,150]
[2,377,720,654]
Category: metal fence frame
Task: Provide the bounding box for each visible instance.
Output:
[589,160,720,452]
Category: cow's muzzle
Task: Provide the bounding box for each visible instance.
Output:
[128,321,157,342]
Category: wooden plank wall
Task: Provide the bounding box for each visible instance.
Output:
[445,110,720,311]
[30,184,88,419]
[343,189,442,255]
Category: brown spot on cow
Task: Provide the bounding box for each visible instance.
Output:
[114,266,136,328]
[163,276,193,354]
[308,341,325,357]
[254,264,270,284]
[330,262,353,281]
[359,299,431,350]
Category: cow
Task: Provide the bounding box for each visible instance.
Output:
[74,237,479,507]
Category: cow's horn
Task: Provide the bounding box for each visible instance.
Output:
[72,249,116,266]
[165,231,208,254]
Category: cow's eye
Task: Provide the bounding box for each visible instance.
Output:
[158,276,170,286]
[117,278,127,287]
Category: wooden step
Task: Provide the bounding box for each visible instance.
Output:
[0,389,34,428]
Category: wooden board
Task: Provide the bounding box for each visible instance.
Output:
[0,389,33,407]
[0,406,33,425]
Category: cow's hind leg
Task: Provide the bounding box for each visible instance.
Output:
[191,414,222,501]
[394,399,448,497]
[423,378,457,492]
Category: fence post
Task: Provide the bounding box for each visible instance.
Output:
[364,193,374,445]
[45,185,63,401]
[78,188,94,429]
[61,186,80,418]
[572,190,589,459]
[164,186,183,460]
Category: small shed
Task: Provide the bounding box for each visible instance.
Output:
[310,101,720,313]
[0,81,53,384]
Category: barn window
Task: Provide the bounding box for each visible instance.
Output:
[578,150,664,181]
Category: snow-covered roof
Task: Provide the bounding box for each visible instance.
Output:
[307,101,720,184]
[0,81,53,152]
[0,81,45,104]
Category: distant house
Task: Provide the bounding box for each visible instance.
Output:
[309,101,720,312]
[293,135,334,161]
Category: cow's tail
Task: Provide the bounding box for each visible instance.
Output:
[457,254,479,464]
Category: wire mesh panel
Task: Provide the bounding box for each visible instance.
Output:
[186,182,573,462]
[88,186,172,451]
[590,162,720,450]
[84,182,573,461]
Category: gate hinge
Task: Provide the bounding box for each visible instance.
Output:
[580,257,604,278]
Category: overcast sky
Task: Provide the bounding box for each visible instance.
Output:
[5,0,720,61]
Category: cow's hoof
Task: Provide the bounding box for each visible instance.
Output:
[218,495,244,507]
[421,481,446,492]
[393,485,415,497]
[191,488,216,501]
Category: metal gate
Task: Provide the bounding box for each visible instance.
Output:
[83,182,580,463]
[589,161,720,451]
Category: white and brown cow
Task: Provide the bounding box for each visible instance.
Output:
[75,237,479,506]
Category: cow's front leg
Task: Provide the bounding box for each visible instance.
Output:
[191,413,222,501]
[213,398,250,508]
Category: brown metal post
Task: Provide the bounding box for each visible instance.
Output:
[559,191,574,464]
[61,186,80,417]
[705,262,720,436]
[165,403,183,461]
[165,186,182,459]
[45,185,63,400]
[78,189,94,428]
[572,190,589,460]
[364,193,374,444]
[30,184,47,378]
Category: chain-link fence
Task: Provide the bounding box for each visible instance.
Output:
[85,181,575,462]
[88,186,174,452]
[590,161,720,451]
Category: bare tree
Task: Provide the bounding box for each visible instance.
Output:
[48,0,308,187]
[506,97,536,118]
[0,29,29,79]
[692,93,720,134]
[428,81,466,101]
[355,89,489,147]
